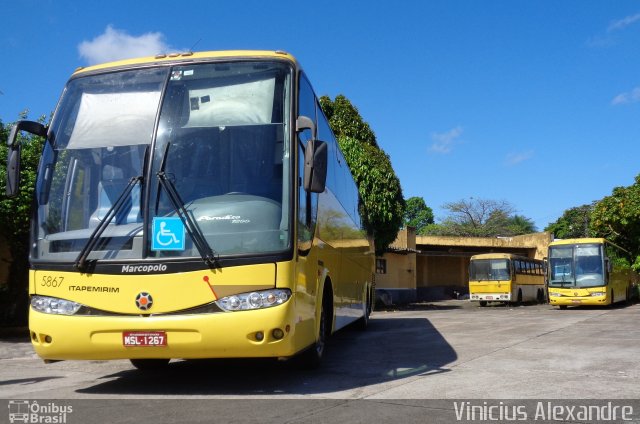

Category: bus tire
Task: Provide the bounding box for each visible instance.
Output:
[559,305,567,310]
[130,358,170,370]
[537,288,545,304]
[512,289,522,306]
[479,301,487,307]
[299,283,332,369]
[357,287,371,330]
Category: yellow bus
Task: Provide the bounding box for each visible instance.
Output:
[6,50,374,369]
[547,238,634,309]
[468,253,545,306]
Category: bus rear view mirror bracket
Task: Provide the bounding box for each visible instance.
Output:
[5,120,47,197]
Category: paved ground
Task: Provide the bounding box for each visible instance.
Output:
[1,300,639,422]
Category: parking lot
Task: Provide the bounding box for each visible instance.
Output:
[1,300,639,422]
[1,300,639,399]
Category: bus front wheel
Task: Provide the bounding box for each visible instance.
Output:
[511,289,522,307]
[357,287,371,330]
[299,284,332,369]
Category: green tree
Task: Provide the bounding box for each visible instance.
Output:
[0,115,46,325]
[590,175,640,269]
[320,95,405,253]
[506,214,537,235]
[320,94,377,147]
[424,198,536,237]
[544,203,594,239]
[403,196,434,234]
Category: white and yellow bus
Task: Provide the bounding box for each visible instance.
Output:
[547,238,634,309]
[468,253,545,306]
[6,50,374,369]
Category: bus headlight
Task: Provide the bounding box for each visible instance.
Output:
[31,296,82,315]
[216,289,291,312]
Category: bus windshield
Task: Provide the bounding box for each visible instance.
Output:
[469,259,511,281]
[548,244,605,288]
[35,61,292,263]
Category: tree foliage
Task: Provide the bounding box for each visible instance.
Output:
[590,175,640,268]
[403,196,434,234]
[424,198,536,237]
[320,94,377,147]
[319,95,405,253]
[544,203,594,239]
[0,115,46,325]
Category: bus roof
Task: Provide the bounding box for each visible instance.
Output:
[72,50,298,76]
[469,253,536,261]
[548,237,629,254]
[548,238,606,246]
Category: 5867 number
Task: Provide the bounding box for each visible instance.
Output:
[41,275,64,287]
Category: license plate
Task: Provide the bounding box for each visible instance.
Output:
[486,296,494,300]
[123,331,167,347]
[571,300,582,304]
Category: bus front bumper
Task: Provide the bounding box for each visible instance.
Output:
[469,293,511,302]
[28,303,305,361]
[549,292,608,306]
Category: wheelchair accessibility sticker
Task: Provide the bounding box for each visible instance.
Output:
[152,217,185,251]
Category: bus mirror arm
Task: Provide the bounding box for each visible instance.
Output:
[303,139,327,193]
[7,121,47,147]
[296,115,316,139]
[5,120,47,197]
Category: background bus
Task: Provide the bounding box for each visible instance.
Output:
[6,50,374,369]
[547,238,635,309]
[468,253,545,306]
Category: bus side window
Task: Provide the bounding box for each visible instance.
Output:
[297,73,317,253]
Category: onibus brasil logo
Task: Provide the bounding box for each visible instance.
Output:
[8,400,72,423]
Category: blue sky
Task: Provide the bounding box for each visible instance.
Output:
[3,1,640,230]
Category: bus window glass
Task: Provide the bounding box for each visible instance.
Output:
[296,73,317,251]
[36,68,166,262]
[151,61,292,257]
[575,244,604,286]
[548,246,573,285]
[469,259,510,281]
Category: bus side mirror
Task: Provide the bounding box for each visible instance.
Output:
[5,120,46,197]
[296,115,326,193]
[6,145,21,197]
[303,139,327,193]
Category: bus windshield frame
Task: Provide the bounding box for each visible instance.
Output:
[33,59,293,266]
[548,243,606,288]
[469,258,511,281]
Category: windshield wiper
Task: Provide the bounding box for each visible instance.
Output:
[74,175,142,271]
[156,171,219,268]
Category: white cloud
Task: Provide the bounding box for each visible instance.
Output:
[608,13,640,32]
[611,87,640,105]
[505,150,534,166]
[587,13,640,48]
[78,25,173,65]
[429,126,463,154]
